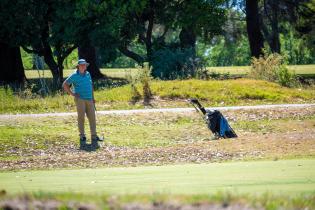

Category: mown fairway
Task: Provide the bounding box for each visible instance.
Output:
[24,65,315,79]
[1,159,314,195]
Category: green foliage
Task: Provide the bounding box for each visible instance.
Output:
[169,0,227,41]
[277,65,298,87]
[151,47,203,79]
[249,52,299,87]
[0,0,46,47]
[280,28,315,64]
[202,35,251,66]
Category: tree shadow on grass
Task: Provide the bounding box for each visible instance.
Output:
[3,76,129,96]
[80,143,98,152]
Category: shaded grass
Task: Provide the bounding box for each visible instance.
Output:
[1,79,314,114]
[25,68,139,79]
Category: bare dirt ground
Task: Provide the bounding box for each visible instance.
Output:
[0,107,314,170]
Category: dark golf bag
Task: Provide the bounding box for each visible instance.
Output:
[189,98,237,139]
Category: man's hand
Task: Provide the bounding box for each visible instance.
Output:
[72,93,80,98]
[93,99,96,104]
[63,81,78,98]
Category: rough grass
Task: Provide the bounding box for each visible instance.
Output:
[0,107,314,169]
[1,79,314,114]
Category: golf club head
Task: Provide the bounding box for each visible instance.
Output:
[98,135,104,141]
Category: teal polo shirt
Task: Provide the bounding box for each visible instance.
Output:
[65,70,93,100]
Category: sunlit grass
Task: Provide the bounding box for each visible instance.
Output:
[1,159,315,196]
[24,65,315,79]
[0,111,314,159]
[1,79,314,114]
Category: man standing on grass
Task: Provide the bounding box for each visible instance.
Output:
[63,59,102,150]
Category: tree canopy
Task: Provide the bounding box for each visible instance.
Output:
[0,0,314,85]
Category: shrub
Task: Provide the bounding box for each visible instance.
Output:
[249,52,298,87]
[139,63,152,105]
[276,65,298,87]
[151,47,205,80]
[126,71,141,104]
[127,63,153,105]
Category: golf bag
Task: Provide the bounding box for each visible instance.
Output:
[189,98,237,139]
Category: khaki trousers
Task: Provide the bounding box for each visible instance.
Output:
[74,98,97,137]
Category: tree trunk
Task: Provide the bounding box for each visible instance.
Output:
[42,44,61,89]
[0,42,25,84]
[38,23,63,90]
[145,10,154,64]
[245,0,265,58]
[269,0,281,53]
[78,44,104,79]
[179,27,196,53]
[261,0,281,54]
[57,57,64,81]
[119,45,145,65]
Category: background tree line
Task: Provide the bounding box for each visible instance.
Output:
[0,0,314,88]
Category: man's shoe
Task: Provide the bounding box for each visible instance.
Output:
[91,136,100,149]
[80,136,87,150]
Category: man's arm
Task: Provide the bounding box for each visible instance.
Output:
[62,81,79,97]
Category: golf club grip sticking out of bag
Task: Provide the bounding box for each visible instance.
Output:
[188,98,207,115]
[188,98,237,139]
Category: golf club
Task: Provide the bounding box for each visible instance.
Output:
[94,104,105,141]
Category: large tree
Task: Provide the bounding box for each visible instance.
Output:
[118,0,226,66]
[257,0,314,54]
[0,42,25,84]
[0,1,30,84]
[58,0,139,79]
[0,0,77,88]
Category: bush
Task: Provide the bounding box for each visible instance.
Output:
[249,52,298,87]
[139,63,152,105]
[127,63,152,105]
[151,47,205,80]
[126,71,141,104]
